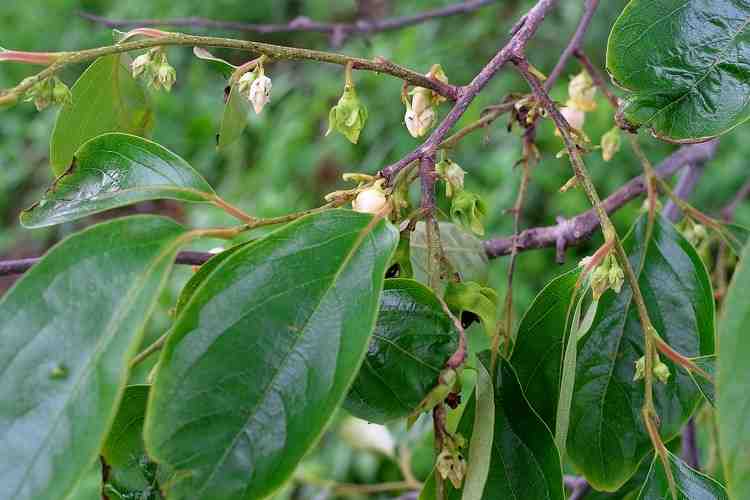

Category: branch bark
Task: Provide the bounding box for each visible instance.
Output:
[484,141,719,258]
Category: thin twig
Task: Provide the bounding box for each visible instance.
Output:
[78,1,496,40]
[663,164,706,222]
[544,0,600,90]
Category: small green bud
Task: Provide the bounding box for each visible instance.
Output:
[352,181,388,214]
[49,363,68,380]
[601,126,621,162]
[436,158,465,198]
[590,254,624,300]
[654,360,671,384]
[130,52,152,79]
[156,64,176,92]
[450,190,486,236]
[132,49,177,92]
[51,78,72,106]
[327,83,368,144]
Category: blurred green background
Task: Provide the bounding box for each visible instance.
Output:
[1,1,748,497]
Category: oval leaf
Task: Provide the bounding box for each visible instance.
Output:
[217,83,250,150]
[511,268,581,429]
[447,356,564,500]
[22,133,216,228]
[607,0,750,143]
[718,238,750,497]
[50,55,153,175]
[193,47,236,78]
[144,209,398,500]
[344,278,459,424]
[411,222,489,287]
[637,451,728,499]
[567,216,715,491]
[0,215,186,500]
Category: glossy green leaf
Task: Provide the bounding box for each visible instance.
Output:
[102,385,158,492]
[687,355,715,407]
[0,215,187,500]
[511,268,581,429]
[50,55,153,175]
[718,238,750,497]
[447,356,564,500]
[637,451,728,499]
[217,83,250,150]
[344,278,458,424]
[607,0,750,143]
[568,216,715,491]
[411,222,489,287]
[459,361,494,500]
[67,461,102,500]
[22,133,216,228]
[193,47,236,78]
[144,209,398,500]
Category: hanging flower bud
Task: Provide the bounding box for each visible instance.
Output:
[352,181,387,214]
[326,69,368,144]
[130,52,152,79]
[51,78,72,106]
[450,190,487,236]
[590,254,624,300]
[601,126,621,162]
[555,106,585,136]
[236,71,256,97]
[436,158,465,198]
[436,447,467,489]
[156,63,176,92]
[653,360,671,384]
[249,72,272,114]
[404,94,437,138]
[23,76,70,111]
[568,70,597,112]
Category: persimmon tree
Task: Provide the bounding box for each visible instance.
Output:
[1,1,749,499]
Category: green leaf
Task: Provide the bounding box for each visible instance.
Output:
[411,222,489,287]
[511,268,581,429]
[101,385,163,493]
[67,461,102,500]
[193,47,237,78]
[0,215,187,500]
[22,133,216,228]
[567,216,715,491]
[50,55,153,175]
[144,209,398,500]
[636,451,728,499]
[687,355,715,407]
[718,238,750,497]
[447,356,564,500]
[344,278,459,424]
[217,83,250,150]
[459,360,494,500]
[607,0,750,143]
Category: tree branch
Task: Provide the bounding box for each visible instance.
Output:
[484,141,719,258]
[78,1,496,40]
[663,163,706,222]
[379,0,560,182]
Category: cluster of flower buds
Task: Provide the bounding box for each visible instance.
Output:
[237,61,272,114]
[131,48,176,92]
[681,220,708,247]
[450,190,487,236]
[326,66,368,144]
[556,70,597,137]
[581,252,624,300]
[404,64,448,138]
[436,433,467,489]
[633,354,671,384]
[21,76,71,111]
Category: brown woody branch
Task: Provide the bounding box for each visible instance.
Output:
[484,140,719,260]
[79,1,496,42]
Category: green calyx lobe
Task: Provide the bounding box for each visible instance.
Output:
[327,84,368,144]
[345,278,459,423]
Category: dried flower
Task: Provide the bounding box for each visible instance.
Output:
[601,126,621,162]
[568,70,597,112]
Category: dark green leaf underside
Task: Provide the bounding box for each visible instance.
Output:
[637,451,728,499]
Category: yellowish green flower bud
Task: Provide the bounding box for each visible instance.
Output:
[654,360,671,384]
[156,64,176,92]
[327,83,368,144]
[601,126,621,162]
[130,52,152,79]
[568,70,597,112]
[590,254,624,300]
[51,78,72,106]
[450,190,486,236]
[436,448,467,489]
[436,158,465,198]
